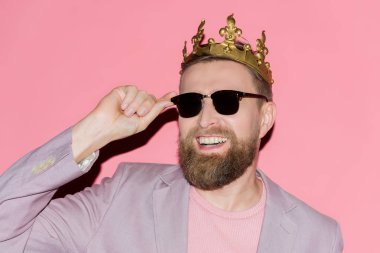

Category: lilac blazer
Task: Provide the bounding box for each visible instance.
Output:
[0,129,343,252]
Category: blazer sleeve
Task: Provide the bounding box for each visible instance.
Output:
[332,221,344,253]
[0,128,99,252]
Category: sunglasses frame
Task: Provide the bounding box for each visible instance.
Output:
[171,89,269,118]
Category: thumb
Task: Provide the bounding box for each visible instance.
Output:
[140,91,177,127]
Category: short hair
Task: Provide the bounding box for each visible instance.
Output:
[181,56,273,103]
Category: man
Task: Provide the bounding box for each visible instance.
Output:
[0,15,343,252]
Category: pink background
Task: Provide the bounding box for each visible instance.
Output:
[1,0,379,252]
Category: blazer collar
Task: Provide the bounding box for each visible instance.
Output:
[153,166,190,253]
[256,169,298,253]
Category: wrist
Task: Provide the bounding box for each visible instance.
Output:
[71,114,111,163]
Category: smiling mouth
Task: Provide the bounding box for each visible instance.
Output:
[197,136,227,146]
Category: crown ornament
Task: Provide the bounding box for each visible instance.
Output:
[182,15,273,84]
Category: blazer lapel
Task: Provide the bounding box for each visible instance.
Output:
[151,167,298,253]
[257,170,298,253]
[153,167,190,253]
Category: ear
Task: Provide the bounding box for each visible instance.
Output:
[259,102,276,139]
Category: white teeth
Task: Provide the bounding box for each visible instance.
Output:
[198,137,227,145]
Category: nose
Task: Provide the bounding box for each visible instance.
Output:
[199,98,219,128]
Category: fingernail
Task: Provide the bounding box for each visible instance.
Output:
[126,108,134,116]
[138,108,146,116]
[121,102,128,110]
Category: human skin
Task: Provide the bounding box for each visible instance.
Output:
[71,60,276,212]
[72,86,176,162]
[179,60,276,211]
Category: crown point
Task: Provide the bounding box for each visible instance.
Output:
[192,19,206,47]
[227,14,235,23]
[182,41,188,58]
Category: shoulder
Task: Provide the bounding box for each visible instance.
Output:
[110,162,184,189]
[260,170,337,223]
[259,170,343,250]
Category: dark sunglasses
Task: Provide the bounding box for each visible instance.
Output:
[171,90,269,118]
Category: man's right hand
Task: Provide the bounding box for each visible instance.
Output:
[72,85,176,163]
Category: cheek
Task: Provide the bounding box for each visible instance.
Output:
[229,118,253,137]
[229,110,261,138]
[178,117,197,139]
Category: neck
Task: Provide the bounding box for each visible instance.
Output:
[194,161,262,212]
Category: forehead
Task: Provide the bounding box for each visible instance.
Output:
[180,60,257,93]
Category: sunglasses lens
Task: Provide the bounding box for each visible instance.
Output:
[212,90,239,115]
[172,91,242,117]
[172,93,203,118]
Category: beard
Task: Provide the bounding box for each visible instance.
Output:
[179,127,259,191]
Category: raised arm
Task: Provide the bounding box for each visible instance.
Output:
[72,85,176,162]
[0,85,176,252]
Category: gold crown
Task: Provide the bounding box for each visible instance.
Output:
[182,15,273,84]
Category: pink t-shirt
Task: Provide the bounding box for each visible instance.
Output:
[187,181,266,253]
